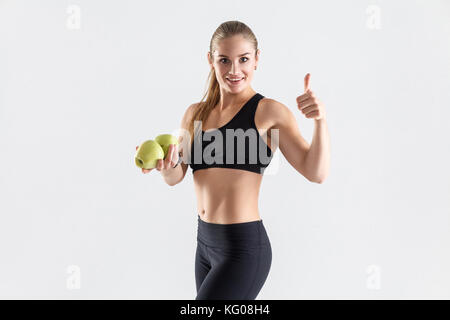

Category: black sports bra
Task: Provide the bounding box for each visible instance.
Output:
[189,93,273,175]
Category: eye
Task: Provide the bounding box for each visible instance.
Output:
[219,57,249,64]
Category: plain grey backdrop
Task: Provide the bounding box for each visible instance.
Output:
[1,0,449,299]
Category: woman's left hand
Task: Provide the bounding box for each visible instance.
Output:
[296,73,326,121]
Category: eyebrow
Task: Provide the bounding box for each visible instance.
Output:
[217,52,251,57]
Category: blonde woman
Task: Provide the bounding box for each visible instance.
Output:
[137,20,330,300]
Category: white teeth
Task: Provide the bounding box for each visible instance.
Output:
[227,77,244,82]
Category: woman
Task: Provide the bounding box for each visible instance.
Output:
[137,20,330,299]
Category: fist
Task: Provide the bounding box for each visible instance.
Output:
[296,73,326,121]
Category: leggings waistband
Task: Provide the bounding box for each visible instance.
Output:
[197,215,270,248]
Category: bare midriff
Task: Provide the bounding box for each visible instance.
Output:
[193,168,263,224]
[191,96,275,225]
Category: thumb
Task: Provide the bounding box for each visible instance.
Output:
[304,73,311,92]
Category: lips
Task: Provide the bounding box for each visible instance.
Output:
[226,77,245,85]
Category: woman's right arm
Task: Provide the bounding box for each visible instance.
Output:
[142,103,197,186]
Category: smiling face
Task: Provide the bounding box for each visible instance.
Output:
[208,35,259,94]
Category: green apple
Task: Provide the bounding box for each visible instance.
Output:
[154,134,179,158]
[135,140,164,169]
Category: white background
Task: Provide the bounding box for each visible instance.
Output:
[0,0,449,299]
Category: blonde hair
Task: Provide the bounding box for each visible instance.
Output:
[188,20,259,147]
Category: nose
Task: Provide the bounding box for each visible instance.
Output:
[229,62,241,75]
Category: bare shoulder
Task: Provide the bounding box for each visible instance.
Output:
[182,102,200,126]
[257,97,292,130]
[187,102,202,118]
[189,101,201,110]
[260,97,291,114]
[178,102,201,151]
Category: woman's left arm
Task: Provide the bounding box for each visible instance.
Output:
[297,73,330,183]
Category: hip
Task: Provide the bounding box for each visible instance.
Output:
[196,214,271,249]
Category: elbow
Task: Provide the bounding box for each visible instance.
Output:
[167,180,180,187]
[164,178,178,187]
[309,177,322,184]
[299,169,322,184]
[308,173,328,184]
[167,176,185,186]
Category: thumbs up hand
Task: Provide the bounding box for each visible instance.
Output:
[296,73,326,121]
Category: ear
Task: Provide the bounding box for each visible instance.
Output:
[207,51,214,69]
[255,49,260,67]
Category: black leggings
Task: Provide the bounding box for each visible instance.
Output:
[195,215,272,300]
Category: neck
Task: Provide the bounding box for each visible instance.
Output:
[217,87,257,111]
